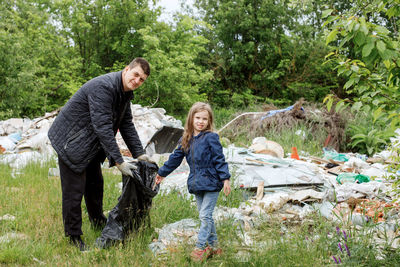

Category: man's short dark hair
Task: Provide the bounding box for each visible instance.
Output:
[129,57,150,76]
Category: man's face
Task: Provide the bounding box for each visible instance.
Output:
[122,65,148,92]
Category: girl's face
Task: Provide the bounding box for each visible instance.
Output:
[193,110,209,135]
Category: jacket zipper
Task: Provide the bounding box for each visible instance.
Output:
[191,136,196,191]
[64,127,85,150]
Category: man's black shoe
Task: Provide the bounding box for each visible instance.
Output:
[69,235,87,251]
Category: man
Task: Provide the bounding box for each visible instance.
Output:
[48,57,153,251]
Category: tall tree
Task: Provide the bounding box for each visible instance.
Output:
[135,15,213,115]
[194,0,339,107]
[0,0,73,119]
[52,0,159,80]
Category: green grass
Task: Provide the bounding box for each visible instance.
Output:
[1,161,399,266]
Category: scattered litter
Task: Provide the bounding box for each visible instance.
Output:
[336,173,370,185]
[149,219,199,255]
[290,147,300,160]
[323,147,349,162]
[295,130,306,139]
[48,167,60,178]
[0,232,28,244]
[32,257,45,265]
[248,137,284,158]
[0,214,16,221]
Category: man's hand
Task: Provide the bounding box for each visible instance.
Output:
[137,154,155,163]
[223,179,231,196]
[116,162,137,177]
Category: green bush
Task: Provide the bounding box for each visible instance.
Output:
[346,111,395,156]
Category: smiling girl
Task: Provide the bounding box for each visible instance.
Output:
[155,102,231,261]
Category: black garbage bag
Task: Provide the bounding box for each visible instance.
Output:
[95,161,159,249]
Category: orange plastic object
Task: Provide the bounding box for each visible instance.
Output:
[291,147,300,160]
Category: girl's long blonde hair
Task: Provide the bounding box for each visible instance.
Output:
[181,102,214,152]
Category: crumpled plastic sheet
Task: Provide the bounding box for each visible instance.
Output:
[361,167,389,179]
[334,181,388,202]
[214,206,256,231]
[225,146,324,188]
[149,219,199,255]
[0,136,17,151]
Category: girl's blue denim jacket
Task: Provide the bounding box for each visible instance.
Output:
[158,131,230,194]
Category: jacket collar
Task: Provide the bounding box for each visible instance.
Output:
[193,131,208,139]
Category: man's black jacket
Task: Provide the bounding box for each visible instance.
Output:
[48,71,144,173]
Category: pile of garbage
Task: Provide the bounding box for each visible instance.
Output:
[150,132,400,255]
[0,104,183,174]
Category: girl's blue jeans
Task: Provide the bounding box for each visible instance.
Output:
[194,191,219,249]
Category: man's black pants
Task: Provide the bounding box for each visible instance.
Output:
[58,154,107,236]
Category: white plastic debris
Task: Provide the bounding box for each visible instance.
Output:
[344,157,370,170]
[258,192,290,212]
[149,219,199,255]
[295,130,306,139]
[0,136,16,151]
[0,232,28,244]
[0,214,16,221]
[334,181,387,202]
[290,189,325,203]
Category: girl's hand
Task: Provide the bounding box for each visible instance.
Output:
[153,174,165,190]
[155,174,165,185]
[223,179,231,196]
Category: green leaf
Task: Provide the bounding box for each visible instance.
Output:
[322,9,334,18]
[383,60,391,69]
[373,107,383,122]
[363,105,371,113]
[325,52,335,59]
[337,67,347,76]
[352,133,367,139]
[372,99,380,106]
[376,40,386,53]
[351,101,363,112]
[354,31,365,46]
[357,85,369,94]
[344,78,355,89]
[350,65,359,72]
[360,18,369,35]
[335,100,346,113]
[326,97,334,112]
[323,15,340,27]
[362,42,374,58]
[347,20,356,32]
[375,25,389,35]
[326,29,338,45]
[367,129,378,137]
